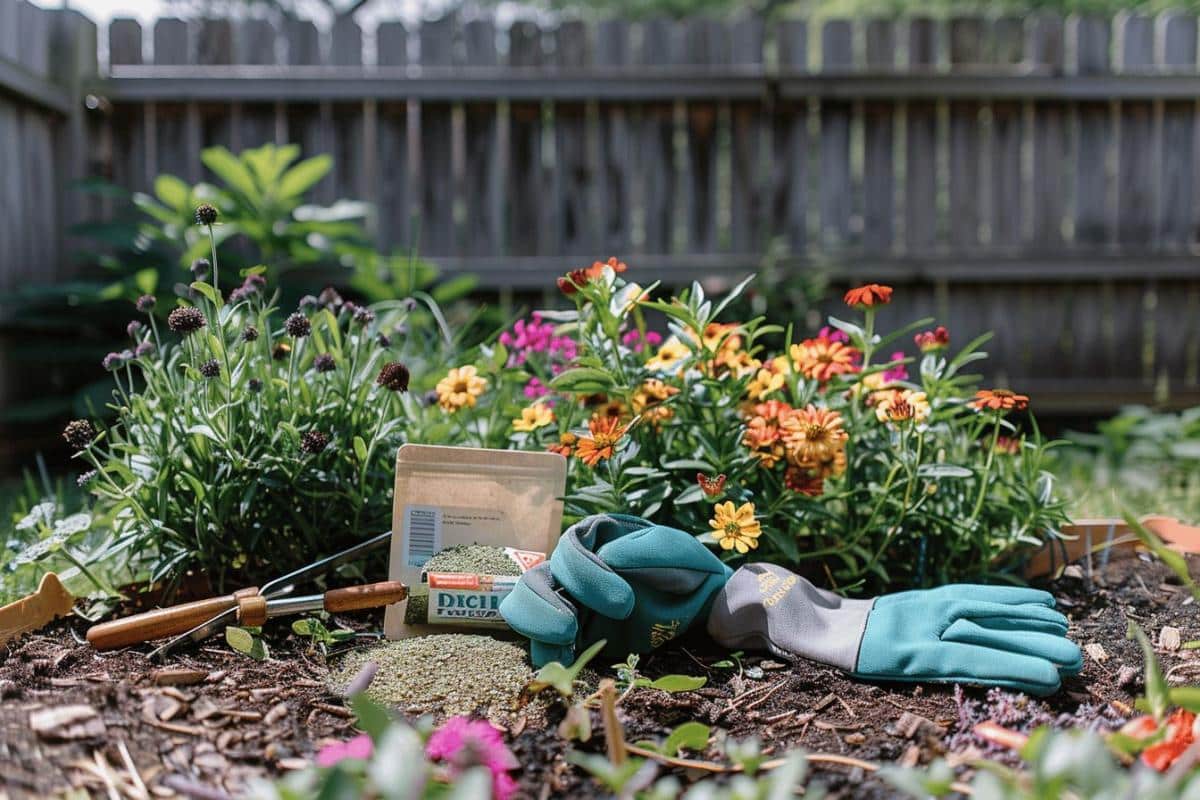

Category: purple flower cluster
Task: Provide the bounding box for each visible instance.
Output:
[228,274,267,304]
[882,351,909,383]
[818,325,849,344]
[621,328,663,354]
[498,313,578,400]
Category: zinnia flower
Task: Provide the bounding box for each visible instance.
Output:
[995,435,1022,454]
[376,362,410,392]
[585,256,627,279]
[914,326,950,352]
[968,388,1029,413]
[315,733,373,767]
[843,283,893,309]
[62,419,96,450]
[512,404,554,432]
[194,203,219,226]
[784,466,825,497]
[745,366,786,402]
[790,337,861,383]
[425,716,519,800]
[709,501,761,554]
[781,405,848,467]
[645,337,690,372]
[575,414,626,467]
[556,268,590,296]
[743,415,786,469]
[1121,710,1198,771]
[547,432,577,458]
[436,365,488,412]
[301,430,330,454]
[874,389,931,425]
[881,352,908,383]
[631,379,679,427]
[167,306,206,335]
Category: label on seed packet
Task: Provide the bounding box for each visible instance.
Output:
[424,573,520,627]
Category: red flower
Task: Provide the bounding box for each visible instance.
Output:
[556,268,589,296]
[843,283,893,309]
[1139,710,1197,771]
[784,466,825,497]
[914,325,950,352]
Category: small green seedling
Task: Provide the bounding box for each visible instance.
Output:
[292,616,354,654]
[225,625,269,661]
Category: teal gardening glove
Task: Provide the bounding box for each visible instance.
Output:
[708,563,1082,696]
[499,514,733,667]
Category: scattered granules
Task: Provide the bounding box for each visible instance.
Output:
[331,635,534,724]
[404,545,522,624]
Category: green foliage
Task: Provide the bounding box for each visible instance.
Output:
[226,625,270,661]
[529,639,607,698]
[550,267,1068,591]
[292,616,355,654]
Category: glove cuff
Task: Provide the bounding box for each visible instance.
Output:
[706,563,874,672]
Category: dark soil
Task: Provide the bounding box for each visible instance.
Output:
[2,551,1197,799]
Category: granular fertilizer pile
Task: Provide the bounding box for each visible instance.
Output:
[404,544,523,624]
[332,635,533,723]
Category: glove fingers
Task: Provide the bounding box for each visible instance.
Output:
[597,525,731,595]
[551,525,636,619]
[968,612,1068,637]
[945,599,1070,632]
[498,563,579,646]
[916,641,1063,695]
[943,619,1083,672]
[942,584,1056,608]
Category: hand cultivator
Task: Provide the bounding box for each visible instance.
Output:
[86,531,399,657]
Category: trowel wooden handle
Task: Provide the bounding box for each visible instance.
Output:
[87,587,259,650]
[324,581,408,613]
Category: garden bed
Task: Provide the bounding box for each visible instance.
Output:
[2,549,1195,799]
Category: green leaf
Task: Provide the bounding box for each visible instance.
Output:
[225,626,269,661]
[528,639,606,698]
[662,721,710,756]
[202,147,262,205]
[353,436,368,462]
[1169,686,1200,713]
[917,464,973,479]
[431,274,478,303]
[190,281,221,307]
[277,154,332,199]
[649,674,707,693]
[134,268,158,295]
[549,367,614,393]
[349,693,393,742]
[154,174,190,211]
[1128,621,1168,721]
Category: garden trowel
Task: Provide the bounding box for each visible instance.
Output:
[85,530,397,657]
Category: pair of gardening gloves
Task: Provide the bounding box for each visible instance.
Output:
[499,514,1083,696]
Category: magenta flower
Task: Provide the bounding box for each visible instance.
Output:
[882,351,908,383]
[621,329,663,354]
[818,325,850,345]
[425,716,519,800]
[315,733,373,767]
[524,377,550,400]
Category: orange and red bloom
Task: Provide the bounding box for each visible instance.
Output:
[843,283,893,309]
[547,432,578,458]
[1119,710,1199,771]
[968,388,1030,413]
[790,336,861,383]
[575,414,627,467]
[914,325,950,352]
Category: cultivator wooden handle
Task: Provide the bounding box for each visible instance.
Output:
[87,587,260,651]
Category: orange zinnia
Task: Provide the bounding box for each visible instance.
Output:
[790,338,861,383]
[547,432,577,458]
[781,405,848,466]
[843,283,893,309]
[968,388,1029,412]
[743,415,786,468]
[575,415,626,467]
[585,256,628,279]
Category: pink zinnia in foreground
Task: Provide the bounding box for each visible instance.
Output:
[315,733,373,767]
[425,716,519,800]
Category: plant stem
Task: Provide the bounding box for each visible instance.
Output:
[969,414,1003,524]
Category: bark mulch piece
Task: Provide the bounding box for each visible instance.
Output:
[1,550,1197,798]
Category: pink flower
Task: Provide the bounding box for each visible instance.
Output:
[524,377,550,400]
[882,352,908,383]
[426,716,519,800]
[315,733,373,767]
[621,329,663,353]
[818,326,850,345]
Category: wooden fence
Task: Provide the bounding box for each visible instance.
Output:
[3,1,1200,412]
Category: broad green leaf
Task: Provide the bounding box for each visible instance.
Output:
[225,626,268,661]
[190,281,221,307]
[353,436,369,462]
[549,367,614,393]
[662,721,710,756]
[278,154,332,199]
[349,693,394,741]
[154,174,190,211]
[917,464,973,479]
[202,147,261,205]
[431,274,478,303]
[1168,686,1200,713]
[649,674,707,693]
[1128,621,1168,721]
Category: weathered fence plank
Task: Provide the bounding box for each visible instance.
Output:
[862,19,895,254]
[772,19,808,253]
[905,18,938,253]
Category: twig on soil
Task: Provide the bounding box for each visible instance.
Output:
[723,677,788,714]
[117,739,149,798]
[313,701,354,719]
[743,677,789,711]
[142,717,207,737]
[600,679,626,767]
[344,660,379,696]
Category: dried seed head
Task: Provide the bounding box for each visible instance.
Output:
[126,320,143,338]
[285,312,312,338]
[135,294,157,313]
[301,430,330,454]
[190,258,211,281]
[298,294,319,311]
[353,306,376,325]
[314,353,336,373]
[167,306,206,335]
[376,332,392,348]
[199,359,220,379]
[194,203,219,226]
[63,419,96,450]
[248,378,263,393]
[376,362,410,392]
[273,342,292,360]
[229,274,266,303]
[241,324,259,342]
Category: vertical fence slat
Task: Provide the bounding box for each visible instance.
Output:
[108,18,145,194]
[773,19,807,253]
[638,18,679,254]
[819,20,853,249]
[234,18,278,152]
[554,19,595,256]
[375,21,409,254]
[729,15,764,254]
[862,19,895,254]
[595,19,633,256]
[948,17,983,250]
[329,16,364,207]
[461,19,499,258]
[988,17,1024,250]
[683,18,726,252]
[197,18,233,159]
[507,20,547,256]
[418,16,457,256]
[1027,14,1067,249]
[153,19,194,184]
[284,16,324,202]
[1117,14,1155,246]
[904,17,938,253]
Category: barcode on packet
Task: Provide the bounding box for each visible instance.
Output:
[403,505,442,567]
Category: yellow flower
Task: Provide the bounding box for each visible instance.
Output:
[436,365,488,412]
[631,379,679,427]
[781,404,848,466]
[645,337,690,371]
[709,501,762,554]
[512,403,554,432]
[874,389,931,425]
[745,367,786,402]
